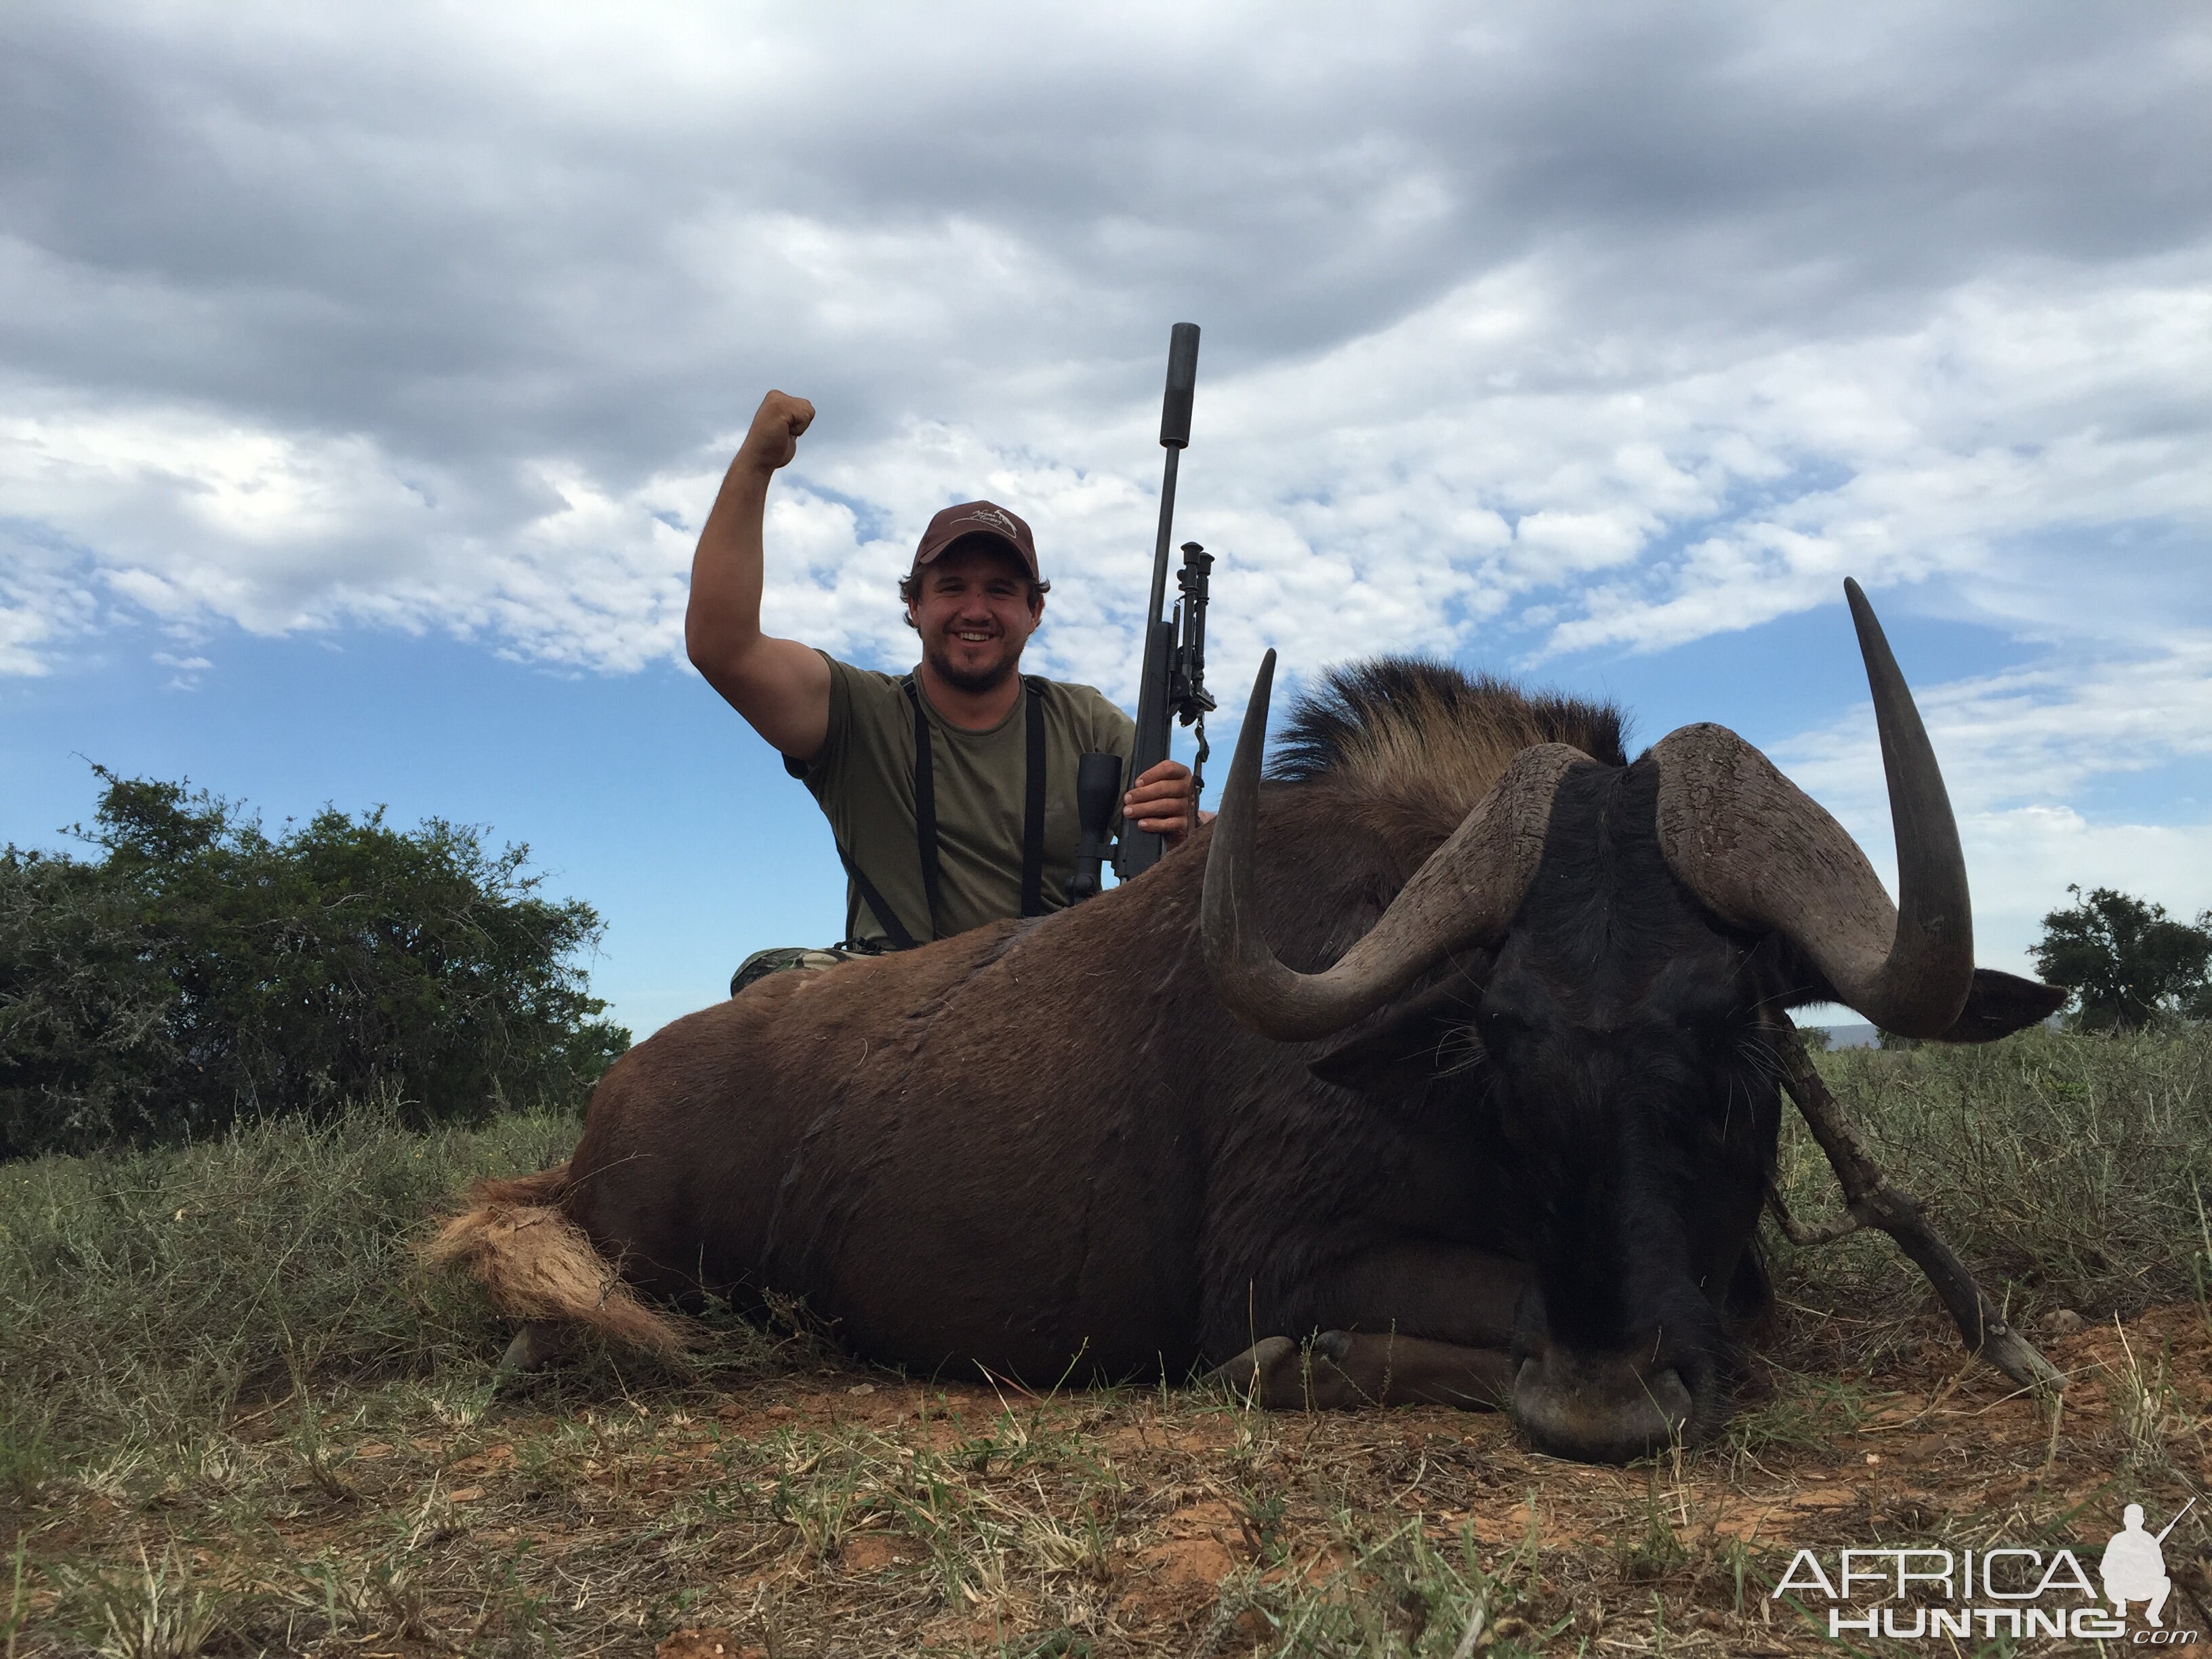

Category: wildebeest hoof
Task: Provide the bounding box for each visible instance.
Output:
[498,1319,567,1374]
[1205,1332,1376,1410]
[1204,1335,1298,1401]
[1208,1334,1329,1407]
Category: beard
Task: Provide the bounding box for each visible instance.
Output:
[924,633,1023,695]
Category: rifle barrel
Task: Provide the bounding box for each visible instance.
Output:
[1145,445,1181,644]
[1146,323,1200,667]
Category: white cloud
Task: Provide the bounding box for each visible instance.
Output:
[0,394,718,672]
[1967,808,2212,968]
[1778,639,2212,818]
[1769,640,2212,973]
[0,562,82,677]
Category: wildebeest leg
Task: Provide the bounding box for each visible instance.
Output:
[1288,1238,1528,1346]
[1210,1330,1513,1410]
[1204,1239,1526,1409]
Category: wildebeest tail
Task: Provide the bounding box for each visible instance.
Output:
[424,1163,689,1355]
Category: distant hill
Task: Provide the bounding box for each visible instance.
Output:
[1821,1023,1881,1049]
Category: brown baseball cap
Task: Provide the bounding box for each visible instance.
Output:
[912,500,1041,582]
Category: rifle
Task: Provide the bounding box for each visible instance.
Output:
[1070,323,1217,901]
[1116,323,1216,879]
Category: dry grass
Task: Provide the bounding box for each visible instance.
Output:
[3,1029,2209,1656]
[5,1314,2207,1656]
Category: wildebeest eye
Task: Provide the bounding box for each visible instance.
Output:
[1672,1002,1741,1041]
[1477,1008,1532,1047]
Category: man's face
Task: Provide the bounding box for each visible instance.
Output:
[907,539,1044,695]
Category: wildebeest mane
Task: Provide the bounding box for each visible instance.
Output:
[1266,657,1629,817]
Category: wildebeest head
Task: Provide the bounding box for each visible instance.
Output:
[1202,581,2062,1462]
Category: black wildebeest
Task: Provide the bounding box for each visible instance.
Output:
[434,580,2062,1463]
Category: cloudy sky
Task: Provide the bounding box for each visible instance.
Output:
[5,2,2209,1037]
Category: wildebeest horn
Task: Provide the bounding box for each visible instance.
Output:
[1652,579,1974,1039]
[1203,650,1593,1041]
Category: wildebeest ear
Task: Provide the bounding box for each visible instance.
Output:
[1309,968,1485,1095]
[1934,968,2068,1042]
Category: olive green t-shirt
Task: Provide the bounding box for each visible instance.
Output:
[787,654,1136,947]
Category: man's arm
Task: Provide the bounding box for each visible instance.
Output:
[685,391,834,760]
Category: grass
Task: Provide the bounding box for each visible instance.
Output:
[1765,1025,2212,1364]
[0,1029,2207,1655]
[0,1099,594,1495]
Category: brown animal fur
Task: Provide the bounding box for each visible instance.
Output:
[425,1164,690,1354]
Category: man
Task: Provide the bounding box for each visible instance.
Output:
[687,390,1197,973]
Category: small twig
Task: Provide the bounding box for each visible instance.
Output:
[1449,1598,1488,1659]
[972,1361,1041,1404]
[404,1470,447,1551]
[1769,1025,2066,1394]
[225,1386,302,1431]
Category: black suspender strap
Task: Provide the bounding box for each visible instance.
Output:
[1019,676,1047,918]
[901,674,1050,941]
[905,678,948,941]
[788,745,920,950]
[831,836,918,952]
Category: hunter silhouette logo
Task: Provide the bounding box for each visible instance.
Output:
[2104,1498,2196,1629]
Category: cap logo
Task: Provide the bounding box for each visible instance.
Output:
[960,505,1023,539]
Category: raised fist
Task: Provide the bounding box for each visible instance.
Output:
[739,390,815,474]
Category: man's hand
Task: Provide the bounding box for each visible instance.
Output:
[1126,759,1200,848]
[737,390,815,476]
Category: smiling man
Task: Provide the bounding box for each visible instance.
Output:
[687,390,1197,972]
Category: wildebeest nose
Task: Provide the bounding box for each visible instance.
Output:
[1510,1346,1697,1465]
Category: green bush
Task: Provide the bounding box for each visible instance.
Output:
[0,770,629,1159]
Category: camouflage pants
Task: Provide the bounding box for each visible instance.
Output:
[729,945,882,999]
